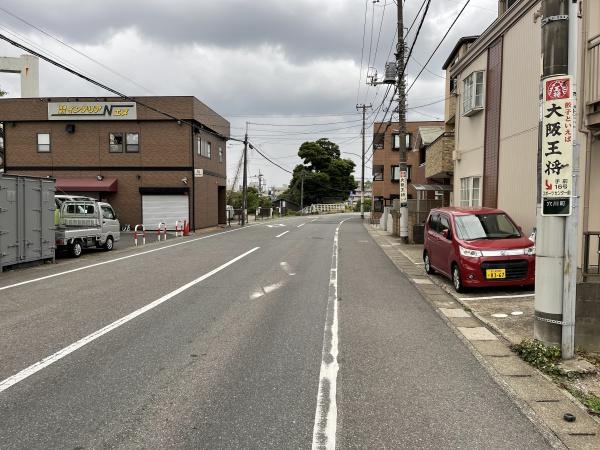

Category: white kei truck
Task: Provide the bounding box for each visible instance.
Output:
[54,199,121,257]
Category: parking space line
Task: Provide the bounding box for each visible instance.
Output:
[458,293,535,301]
[276,231,290,238]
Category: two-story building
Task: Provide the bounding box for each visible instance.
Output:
[0,96,229,230]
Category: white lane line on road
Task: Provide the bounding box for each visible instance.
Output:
[0,220,289,293]
[458,293,534,301]
[312,218,349,450]
[276,231,290,238]
[297,223,307,228]
[0,247,260,394]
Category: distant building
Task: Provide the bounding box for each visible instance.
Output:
[0,96,229,229]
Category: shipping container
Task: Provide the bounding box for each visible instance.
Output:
[0,174,55,272]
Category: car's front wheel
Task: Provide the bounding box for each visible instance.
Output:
[103,236,114,251]
[424,251,435,274]
[452,264,464,293]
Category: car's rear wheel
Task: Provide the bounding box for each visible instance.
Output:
[424,251,435,274]
[70,240,83,258]
[452,263,464,293]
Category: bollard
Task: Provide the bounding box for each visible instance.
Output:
[134,224,145,246]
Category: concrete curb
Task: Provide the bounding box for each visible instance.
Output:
[365,224,600,449]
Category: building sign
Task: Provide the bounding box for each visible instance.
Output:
[48,102,137,120]
[399,169,408,205]
[541,75,573,216]
[194,168,204,178]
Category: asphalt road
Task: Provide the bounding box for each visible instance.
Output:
[0,214,550,449]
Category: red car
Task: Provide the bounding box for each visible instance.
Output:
[423,207,535,292]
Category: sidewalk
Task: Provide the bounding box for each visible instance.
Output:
[367,224,600,449]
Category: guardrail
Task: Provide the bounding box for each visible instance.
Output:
[134,224,146,246]
[301,203,346,215]
[583,231,600,280]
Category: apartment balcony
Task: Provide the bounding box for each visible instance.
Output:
[425,132,454,179]
[586,34,600,130]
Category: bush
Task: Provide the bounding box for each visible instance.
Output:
[512,339,562,375]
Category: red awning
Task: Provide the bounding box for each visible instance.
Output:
[55,177,118,192]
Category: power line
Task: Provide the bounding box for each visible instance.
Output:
[0,31,226,141]
[406,0,471,95]
[356,0,369,104]
[0,6,156,95]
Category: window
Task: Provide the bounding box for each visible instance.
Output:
[419,147,426,166]
[407,165,412,182]
[373,133,385,150]
[405,133,412,150]
[218,146,223,163]
[455,213,521,240]
[197,136,211,158]
[109,133,124,153]
[373,165,384,181]
[391,165,400,181]
[66,204,95,215]
[462,70,484,115]
[37,133,50,152]
[428,213,440,233]
[439,215,452,239]
[126,132,139,152]
[101,205,115,220]
[460,176,481,207]
[392,133,400,150]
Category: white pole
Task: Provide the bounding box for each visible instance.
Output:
[562,1,580,360]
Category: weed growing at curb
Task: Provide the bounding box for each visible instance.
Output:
[512,339,563,376]
[566,386,600,416]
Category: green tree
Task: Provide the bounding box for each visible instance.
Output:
[282,138,357,206]
[227,188,272,213]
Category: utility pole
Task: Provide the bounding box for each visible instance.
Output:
[534,0,577,358]
[397,0,408,243]
[241,122,248,226]
[300,171,305,215]
[562,0,580,359]
[356,103,372,220]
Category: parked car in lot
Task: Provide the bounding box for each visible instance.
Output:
[423,207,535,292]
[55,199,120,257]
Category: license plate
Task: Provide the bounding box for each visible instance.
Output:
[486,268,506,279]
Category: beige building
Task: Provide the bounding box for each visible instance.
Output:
[445,0,600,272]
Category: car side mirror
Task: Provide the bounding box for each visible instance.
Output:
[442,229,449,240]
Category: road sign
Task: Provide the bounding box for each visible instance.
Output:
[399,170,408,206]
[541,75,574,216]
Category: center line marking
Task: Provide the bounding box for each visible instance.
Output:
[276,231,290,238]
[312,218,349,450]
[0,247,260,394]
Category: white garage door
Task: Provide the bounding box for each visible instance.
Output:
[142,195,189,230]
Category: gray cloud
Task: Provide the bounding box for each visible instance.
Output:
[0,0,497,186]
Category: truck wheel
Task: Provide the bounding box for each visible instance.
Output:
[103,236,114,251]
[70,241,83,258]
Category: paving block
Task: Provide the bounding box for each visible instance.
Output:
[486,355,536,377]
[433,300,460,309]
[448,317,482,328]
[504,373,566,401]
[530,400,600,436]
[439,308,471,318]
[457,326,498,341]
[470,340,514,356]
[559,433,600,450]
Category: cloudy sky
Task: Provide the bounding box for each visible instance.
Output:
[0,0,497,188]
